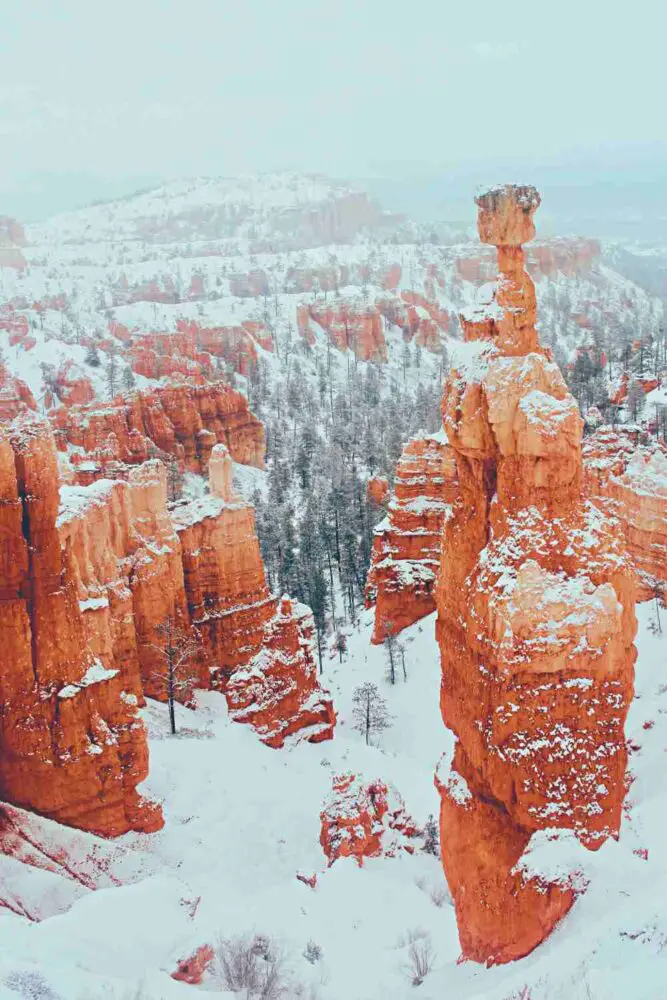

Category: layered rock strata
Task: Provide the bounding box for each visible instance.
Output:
[51,378,265,475]
[435,186,636,965]
[584,428,667,598]
[297,300,387,362]
[57,448,335,748]
[366,432,457,642]
[0,416,163,837]
[173,491,335,747]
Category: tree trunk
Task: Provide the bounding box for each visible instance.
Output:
[168,658,176,735]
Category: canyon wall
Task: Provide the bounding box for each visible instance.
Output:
[0,371,333,842]
[59,448,335,749]
[584,428,667,599]
[51,378,266,475]
[366,432,457,642]
[0,416,163,837]
[435,186,636,965]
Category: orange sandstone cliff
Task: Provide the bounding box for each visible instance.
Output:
[52,378,266,476]
[435,186,636,965]
[298,299,388,362]
[583,428,667,600]
[57,446,335,749]
[0,416,163,837]
[366,432,457,642]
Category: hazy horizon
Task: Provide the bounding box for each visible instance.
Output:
[3,0,667,229]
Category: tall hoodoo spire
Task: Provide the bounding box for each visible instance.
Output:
[435,185,636,965]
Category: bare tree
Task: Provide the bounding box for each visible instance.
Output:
[403,932,435,987]
[148,616,201,735]
[211,934,288,999]
[648,584,663,635]
[383,630,398,685]
[397,640,407,681]
[352,682,391,746]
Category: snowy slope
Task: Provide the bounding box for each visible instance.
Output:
[0,602,665,999]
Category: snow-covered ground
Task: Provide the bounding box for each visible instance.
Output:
[0,601,665,999]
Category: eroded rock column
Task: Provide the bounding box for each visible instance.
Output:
[435,186,636,964]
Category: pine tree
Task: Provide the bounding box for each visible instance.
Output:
[85,342,101,367]
[333,630,347,664]
[422,815,439,856]
[122,365,136,392]
[105,352,119,398]
[167,454,184,502]
[352,682,391,746]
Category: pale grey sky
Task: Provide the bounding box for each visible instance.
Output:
[2,0,667,217]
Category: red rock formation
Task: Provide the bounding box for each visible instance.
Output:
[52,378,266,474]
[527,238,600,278]
[57,461,190,702]
[229,270,270,298]
[300,300,387,362]
[608,372,660,406]
[225,597,336,748]
[320,773,419,866]
[366,433,457,642]
[0,364,37,420]
[584,428,667,598]
[435,186,636,965]
[367,475,389,507]
[172,489,335,747]
[375,293,448,354]
[455,238,600,287]
[56,449,334,748]
[382,263,402,290]
[172,944,215,984]
[400,290,450,333]
[208,443,236,502]
[52,361,95,407]
[0,416,163,837]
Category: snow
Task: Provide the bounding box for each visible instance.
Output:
[58,659,119,699]
[0,599,666,998]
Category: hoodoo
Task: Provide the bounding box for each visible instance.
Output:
[435,186,636,964]
[366,432,458,641]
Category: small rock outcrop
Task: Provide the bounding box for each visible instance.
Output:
[435,186,636,965]
[366,432,457,642]
[0,364,37,420]
[320,773,419,866]
[0,416,163,837]
[367,475,389,507]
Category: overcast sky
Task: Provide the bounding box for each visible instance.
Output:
[2,0,667,218]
